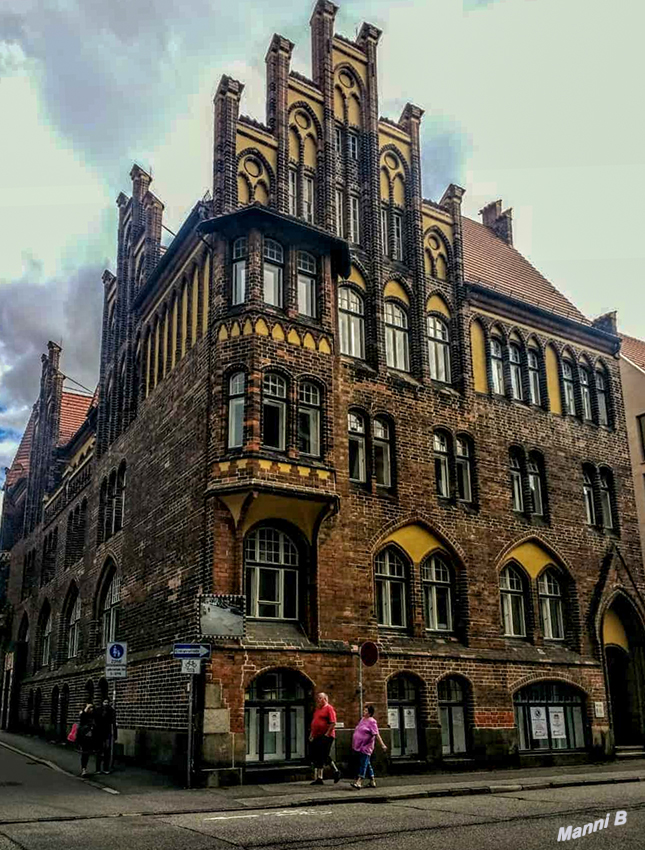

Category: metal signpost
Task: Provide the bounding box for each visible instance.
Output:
[357,641,379,716]
[173,644,211,788]
[105,642,127,771]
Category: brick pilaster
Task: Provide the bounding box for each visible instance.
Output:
[213,76,245,215]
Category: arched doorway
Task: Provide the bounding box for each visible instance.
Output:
[603,597,645,747]
[387,674,422,758]
[438,676,470,756]
[244,669,310,764]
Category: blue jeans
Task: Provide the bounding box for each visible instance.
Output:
[357,751,374,779]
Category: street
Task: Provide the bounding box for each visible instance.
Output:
[1,745,644,850]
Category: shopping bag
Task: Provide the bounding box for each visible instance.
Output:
[67,723,79,743]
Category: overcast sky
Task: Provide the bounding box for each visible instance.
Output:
[1,0,643,501]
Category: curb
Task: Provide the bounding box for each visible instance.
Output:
[0,740,119,796]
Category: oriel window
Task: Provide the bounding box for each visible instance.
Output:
[262,372,287,451]
[232,237,247,305]
[263,239,284,307]
[227,371,245,449]
[298,381,321,457]
[297,251,316,318]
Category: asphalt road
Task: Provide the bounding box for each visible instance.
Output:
[1,744,644,850]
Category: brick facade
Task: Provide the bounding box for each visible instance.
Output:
[1,1,644,784]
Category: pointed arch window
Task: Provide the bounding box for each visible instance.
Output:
[596,369,609,426]
[490,336,505,394]
[427,316,451,383]
[298,381,321,457]
[232,237,248,305]
[339,286,365,359]
[583,466,596,525]
[434,431,451,498]
[510,451,524,512]
[500,565,526,637]
[41,609,52,668]
[456,436,472,503]
[244,527,299,620]
[348,412,367,483]
[67,594,81,659]
[422,554,453,632]
[375,547,408,628]
[528,347,541,405]
[263,239,284,307]
[527,453,544,517]
[101,572,120,648]
[599,468,615,530]
[562,358,576,415]
[374,417,392,487]
[579,364,592,420]
[262,373,287,451]
[228,372,246,449]
[538,569,564,640]
[384,301,409,372]
[509,343,523,400]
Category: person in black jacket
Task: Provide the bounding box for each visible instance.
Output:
[95,698,118,774]
[77,703,97,777]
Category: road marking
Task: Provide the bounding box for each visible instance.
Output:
[205,809,333,821]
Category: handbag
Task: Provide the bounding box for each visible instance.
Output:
[67,723,79,743]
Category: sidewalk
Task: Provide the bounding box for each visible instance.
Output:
[2,730,645,816]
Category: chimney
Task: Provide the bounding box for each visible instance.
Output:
[480,199,513,246]
[592,311,618,335]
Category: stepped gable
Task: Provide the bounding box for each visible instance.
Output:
[462,216,590,325]
[4,410,36,488]
[620,333,645,371]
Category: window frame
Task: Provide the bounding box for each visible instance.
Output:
[262,372,288,452]
[562,359,577,415]
[349,194,360,244]
[583,467,596,525]
[455,436,472,503]
[527,455,544,517]
[509,343,523,401]
[298,381,321,458]
[335,188,344,237]
[373,417,392,488]
[348,411,367,484]
[579,365,593,421]
[288,170,297,217]
[433,431,451,499]
[596,370,609,427]
[528,348,541,406]
[392,212,403,261]
[380,207,389,255]
[490,336,505,395]
[296,251,317,318]
[422,554,454,633]
[232,237,248,306]
[227,371,246,449]
[384,300,410,372]
[303,174,315,224]
[348,132,359,161]
[67,594,81,659]
[263,238,284,308]
[101,573,120,649]
[500,564,527,638]
[427,315,451,384]
[510,451,524,513]
[338,286,365,359]
[375,547,408,629]
[538,569,565,640]
[244,527,300,621]
[599,468,614,530]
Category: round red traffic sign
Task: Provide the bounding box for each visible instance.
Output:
[360,641,379,667]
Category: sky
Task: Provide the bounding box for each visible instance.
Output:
[1,0,644,504]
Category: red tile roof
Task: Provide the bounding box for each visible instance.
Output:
[4,409,36,489]
[620,333,645,372]
[462,217,590,325]
[58,391,93,447]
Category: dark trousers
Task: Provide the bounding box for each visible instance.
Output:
[95,737,112,772]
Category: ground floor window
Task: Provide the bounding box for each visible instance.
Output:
[514,681,586,752]
[387,675,421,758]
[245,670,309,764]
[438,677,468,755]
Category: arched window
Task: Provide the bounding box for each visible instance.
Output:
[433,431,451,498]
[427,316,451,383]
[510,450,524,512]
[455,436,472,503]
[387,675,420,757]
[348,412,367,483]
[527,452,545,517]
[538,569,564,640]
[384,302,409,372]
[490,335,505,394]
[297,251,317,318]
[115,463,126,533]
[500,565,526,637]
[599,468,615,530]
[232,237,247,305]
[40,607,52,669]
[67,593,81,659]
[227,372,246,449]
[375,547,408,628]
[596,368,609,426]
[263,239,284,307]
[298,381,321,457]
[262,373,287,451]
[583,466,596,525]
[509,343,523,400]
[245,670,309,763]
[101,572,120,648]
[338,287,365,359]
[579,363,592,420]
[438,677,468,755]
[244,527,299,620]
[514,682,586,752]
[422,553,453,632]
[373,417,392,488]
[562,357,576,415]
[528,347,541,405]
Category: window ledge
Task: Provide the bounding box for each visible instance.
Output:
[434,383,461,397]
[386,370,422,389]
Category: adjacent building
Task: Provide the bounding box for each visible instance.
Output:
[1,1,644,784]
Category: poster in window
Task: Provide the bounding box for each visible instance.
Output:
[549,706,566,739]
[388,708,399,729]
[530,706,549,739]
[403,708,416,729]
[268,710,281,733]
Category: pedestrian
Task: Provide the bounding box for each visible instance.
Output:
[309,692,341,785]
[77,703,97,777]
[95,697,118,774]
[350,704,387,789]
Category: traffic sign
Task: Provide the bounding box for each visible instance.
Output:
[106,642,127,679]
[181,659,201,675]
[173,643,211,659]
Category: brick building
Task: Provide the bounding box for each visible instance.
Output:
[1,0,644,783]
